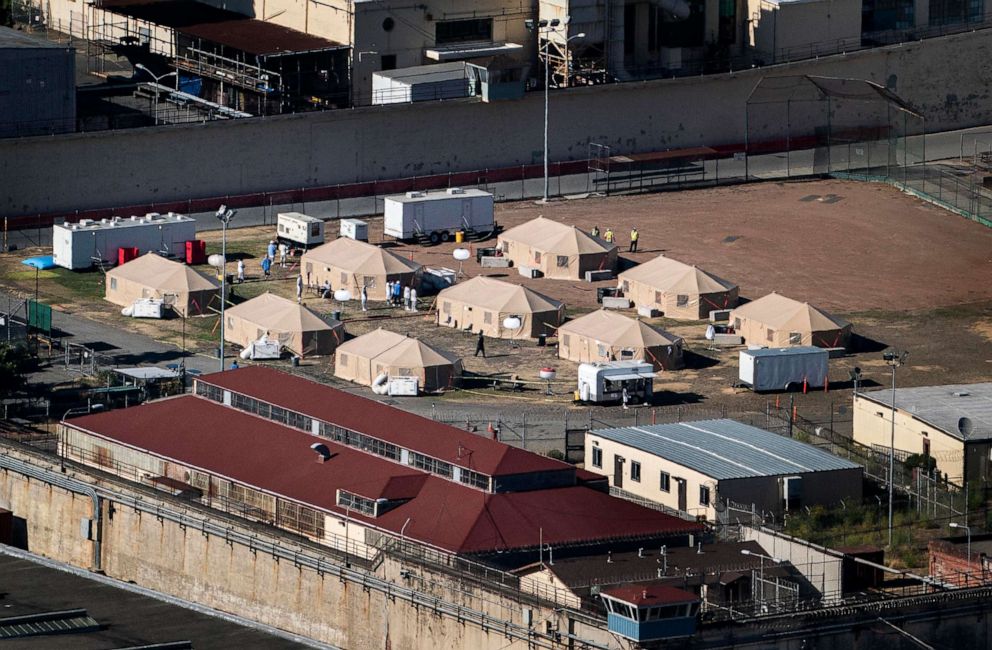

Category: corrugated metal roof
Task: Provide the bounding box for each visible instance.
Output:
[68,396,701,554]
[199,366,565,477]
[859,383,992,441]
[591,419,861,480]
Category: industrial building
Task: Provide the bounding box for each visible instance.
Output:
[853,383,992,485]
[585,419,863,521]
[60,367,701,568]
[0,26,75,138]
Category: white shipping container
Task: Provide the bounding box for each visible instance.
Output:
[277,212,325,248]
[383,188,494,243]
[739,346,829,392]
[53,213,196,270]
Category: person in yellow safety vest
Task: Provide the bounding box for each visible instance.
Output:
[604,228,614,243]
[629,227,639,252]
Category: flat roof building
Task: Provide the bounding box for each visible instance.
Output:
[853,383,992,485]
[585,419,863,521]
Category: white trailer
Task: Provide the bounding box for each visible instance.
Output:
[53,213,196,270]
[739,346,829,392]
[383,188,494,244]
[276,212,325,249]
[577,361,656,404]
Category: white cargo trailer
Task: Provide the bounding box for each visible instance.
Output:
[739,346,829,392]
[577,361,656,404]
[383,188,494,244]
[276,212,325,249]
[53,213,196,270]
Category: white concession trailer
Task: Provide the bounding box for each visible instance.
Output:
[739,346,829,392]
[383,188,494,244]
[53,213,196,270]
[577,361,656,404]
[276,212,325,249]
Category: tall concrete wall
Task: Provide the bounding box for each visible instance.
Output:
[3,29,992,215]
[0,448,611,650]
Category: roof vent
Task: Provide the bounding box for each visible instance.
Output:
[959,417,973,438]
[310,442,333,463]
[406,191,425,199]
[952,391,970,397]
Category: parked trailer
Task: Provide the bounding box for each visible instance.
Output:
[53,213,196,270]
[577,361,656,404]
[277,212,325,249]
[383,188,494,244]
[739,346,828,392]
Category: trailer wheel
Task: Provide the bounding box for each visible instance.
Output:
[429,232,441,245]
[440,230,452,243]
[784,382,799,392]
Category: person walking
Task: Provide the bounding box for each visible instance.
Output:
[237,259,245,283]
[474,330,486,358]
[591,225,600,238]
[296,274,304,303]
[604,228,614,244]
[410,287,417,312]
[392,281,402,307]
[267,240,277,260]
[260,256,272,278]
[230,359,240,370]
[279,242,288,267]
[629,227,639,253]
[360,285,368,312]
[403,285,411,311]
[622,385,630,410]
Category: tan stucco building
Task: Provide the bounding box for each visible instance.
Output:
[853,383,992,486]
[585,419,862,521]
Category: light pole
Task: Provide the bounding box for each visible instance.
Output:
[60,403,105,471]
[216,205,237,372]
[950,522,972,566]
[741,549,784,607]
[134,63,179,125]
[883,349,908,547]
[526,19,584,203]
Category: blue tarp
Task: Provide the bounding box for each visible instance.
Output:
[22,256,56,270]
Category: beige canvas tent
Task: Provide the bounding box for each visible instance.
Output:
[497,216,618,280]
[435,276,565,339]
[557,310,684,370]
[105,252,220,317]
[618,255,739,320]
[729,292,852,348]
[334,328,462,392]
[301,237,422,301]
[224,292,344,357]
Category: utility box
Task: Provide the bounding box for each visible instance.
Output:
[739,346,828,392]
[129,298,165,319]
[53,213,196,270]
[340,219,369,242]
[277,212,325,249]
[383,188,494,243]
[186,239,206,265]
[577,361,656,404]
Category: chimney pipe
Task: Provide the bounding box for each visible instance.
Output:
[607,551,613,564]
[638,547,644,558]
[310,442,332,463]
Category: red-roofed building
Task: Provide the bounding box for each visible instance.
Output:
[62,370,701,568]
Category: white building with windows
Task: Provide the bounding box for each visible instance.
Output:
[584,419,862,521]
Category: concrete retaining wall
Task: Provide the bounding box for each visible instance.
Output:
[2,29,991,215]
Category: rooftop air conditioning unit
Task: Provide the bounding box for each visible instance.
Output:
[447,187,465,195]
[406,191,425,199]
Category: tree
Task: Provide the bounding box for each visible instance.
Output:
[0,0,13,28]
[0,343,31,397]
